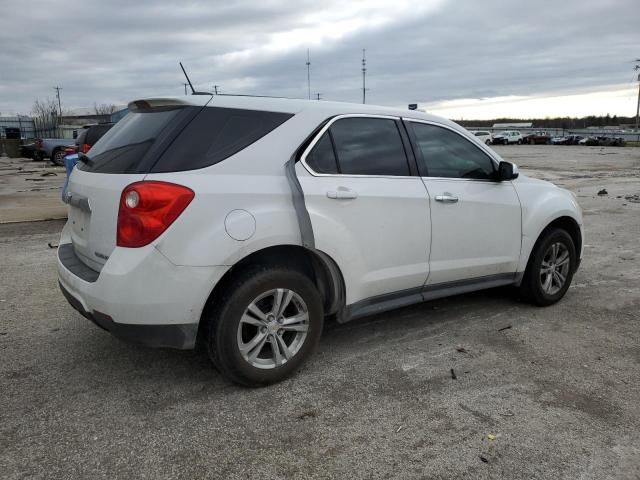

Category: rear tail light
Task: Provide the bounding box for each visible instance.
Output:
[117,181,194,248]
[81,143,91,154]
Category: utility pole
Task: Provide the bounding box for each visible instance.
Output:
[634,60,640,133]
[361,49,367,104]
[183,83,189,95]
[307,48,311,100]
[315,92,322,101]
[53,86,62,117]
[306,49,311,100]
[213,85,220,95]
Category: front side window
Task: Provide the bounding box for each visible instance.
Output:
[410,122,496,180]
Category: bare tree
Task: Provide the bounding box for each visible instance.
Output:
[93,103,117,116]
[32,98,59,123]
[32,98,60,136]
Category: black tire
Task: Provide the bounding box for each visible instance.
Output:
[486,139,491,145]
[206,266,324,387]
[34,151,44,161]
[51,148,65,166]
[504,139,509,145]
[517,139,523,145]
[520,228,576,306]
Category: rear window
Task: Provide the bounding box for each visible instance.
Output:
[78,106,292,174]
[78,107,186,173]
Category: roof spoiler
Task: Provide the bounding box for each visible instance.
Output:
[127,98,198,111]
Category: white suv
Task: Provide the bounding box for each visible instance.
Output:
[493,130,524,145]
[58,96,583,386]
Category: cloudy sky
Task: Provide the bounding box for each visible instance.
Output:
[1,0,639,119]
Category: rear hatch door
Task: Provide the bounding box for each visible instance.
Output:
[65,100,207,270]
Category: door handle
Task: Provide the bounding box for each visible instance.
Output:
[327,189,358,200]
[434,193,458,203]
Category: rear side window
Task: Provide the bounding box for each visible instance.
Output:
[150,107,293,173]
[320,117,410,176]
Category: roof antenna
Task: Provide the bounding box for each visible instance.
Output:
[179,62,211,95]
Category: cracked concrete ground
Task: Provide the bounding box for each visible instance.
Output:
[0,145,639,479]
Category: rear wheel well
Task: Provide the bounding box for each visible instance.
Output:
[197,245,344,347]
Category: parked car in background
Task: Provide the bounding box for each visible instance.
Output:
[580,136,625,146]
[599,136,625,147]
[57,95,583,386]
[63,123,115,156]
[472,130,493,145]
[551,135,584,145]
[19,142,38,159]
[492,131,523,145]
[37,138,73,165]
[523,131,551,145]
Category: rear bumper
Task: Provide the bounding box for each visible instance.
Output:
[59,281,198,349]
[57,223,229,350]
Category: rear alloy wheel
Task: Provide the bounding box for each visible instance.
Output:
[52,149,65,166]
[237,289,309,370]
[520,228,576,306]
[207,267,323,386]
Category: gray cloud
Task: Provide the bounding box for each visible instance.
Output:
[0,0,638,115]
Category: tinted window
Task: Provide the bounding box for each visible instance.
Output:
[86,124,113,145]
[329,117,410,176]
[78,107,184,173]
[306,132,338,174]
[75,129,88,147]
[150,107,293,173]
[411,123,496,180]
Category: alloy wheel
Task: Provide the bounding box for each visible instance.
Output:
[237,288,309,369]
[540,242,571,295]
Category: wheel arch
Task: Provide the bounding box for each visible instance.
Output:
[197,244,345,346]
[518,215,582,284]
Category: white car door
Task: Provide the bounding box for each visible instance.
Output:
[405,119,522,285]
[296,115,431,305]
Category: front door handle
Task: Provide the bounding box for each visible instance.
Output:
[434,193,458,203]
[327,189,358,200]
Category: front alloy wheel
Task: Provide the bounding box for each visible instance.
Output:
[520,227,576,306]
[539,242,571,295]
[237,289,309,369]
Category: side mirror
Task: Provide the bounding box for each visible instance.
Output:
[498,161,519,181]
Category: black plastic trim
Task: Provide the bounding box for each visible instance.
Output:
[59,282,198,349]
[58,243,99,283]
[345,273,517,322]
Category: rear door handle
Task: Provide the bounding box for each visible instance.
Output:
[434,193,458,203]
[327,189,358,200]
